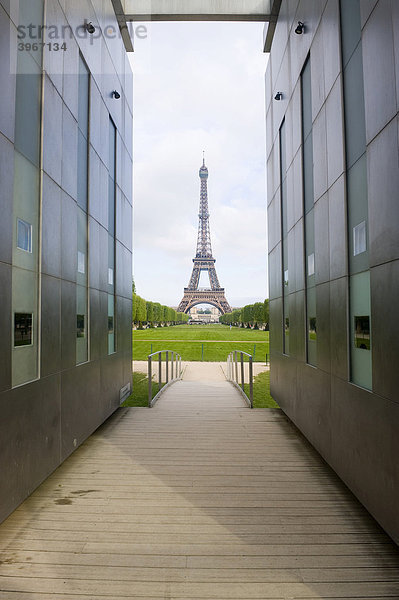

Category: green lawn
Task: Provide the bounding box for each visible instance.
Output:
[244,370,279,409]
[133,324,269,362]
[121,372,152,407]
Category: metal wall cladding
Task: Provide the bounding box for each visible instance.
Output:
[0,0,132,524]
[266,0,399,545]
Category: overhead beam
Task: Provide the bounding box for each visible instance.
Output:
[121,0,272,21]
[263,0,281,52]
[125,14,272,21]
[110,0,134,51]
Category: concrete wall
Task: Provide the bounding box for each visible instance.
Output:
[266,0,399,544]
[0,0,132,523]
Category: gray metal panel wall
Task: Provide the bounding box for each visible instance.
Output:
[0,0,132,523]
[266,0,399,544]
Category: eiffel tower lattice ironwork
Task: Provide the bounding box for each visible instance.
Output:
[178,156,231,315]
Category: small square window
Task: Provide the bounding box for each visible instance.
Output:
[108,267,114,285]
[307,253,315,276]
[17,219,32,253]
[14,313,33,347]
[108,315,114,334]
[354,315,370,350]
[77,314,85,338]
[353,221,366,256]
[77,251,85,274]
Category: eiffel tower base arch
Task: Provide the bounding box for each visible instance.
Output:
[178,288,231,315]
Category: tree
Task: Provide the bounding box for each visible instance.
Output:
[263,299,269,327]
[146,301,154,324]
[220,301,270,328]
[162,305,169,324]
[132,287,189,328]
[153,302,162,324]
[233,309,242,325]
[132,293,140,323]
[253,302,265,327]
[135,296,146,327]
[242,304,254,327]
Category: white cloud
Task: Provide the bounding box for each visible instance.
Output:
[130,22,269,307]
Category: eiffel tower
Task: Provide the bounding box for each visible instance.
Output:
[178,155,231,315]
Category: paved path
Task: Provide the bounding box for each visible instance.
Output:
[0,366,399,598]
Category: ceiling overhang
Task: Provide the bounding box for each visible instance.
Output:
[112,0,281,52]
[121,0,272,21]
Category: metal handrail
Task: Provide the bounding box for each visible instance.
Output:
[148,350,183,407]
[226,350,253,408]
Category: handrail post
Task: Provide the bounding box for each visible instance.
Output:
[249,355,253,409]
[234,350,238,383]
[148,355,152,407]
[240,352,245,392]
[226,349,254,409]
[148,350,184,408]
[158,351,162,394]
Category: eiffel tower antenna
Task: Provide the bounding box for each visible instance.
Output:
[178,156,231,315]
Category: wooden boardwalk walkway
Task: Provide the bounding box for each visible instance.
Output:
[1,363,399,599]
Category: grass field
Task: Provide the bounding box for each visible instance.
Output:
[133,324,270,362]
[122,372,153,407]
[245,371,279,409]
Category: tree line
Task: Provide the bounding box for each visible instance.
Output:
[219,300,269,329]
[132,293,189,328]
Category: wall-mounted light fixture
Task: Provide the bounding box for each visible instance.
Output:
[112,90,121,99]
[274,92,283,101]
[295,21,304,34]
[85,21,96,34]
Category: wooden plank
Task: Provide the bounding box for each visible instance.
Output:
[2,550,398,570]
[6,512,375,525]
[1,576,399,597]
[0,595,395,600]
[1,562,399,584]
[0,563,303,583]
[1,520,384,535]
[2,528,390,553]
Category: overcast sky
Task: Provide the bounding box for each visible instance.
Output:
[129,22,268,308]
